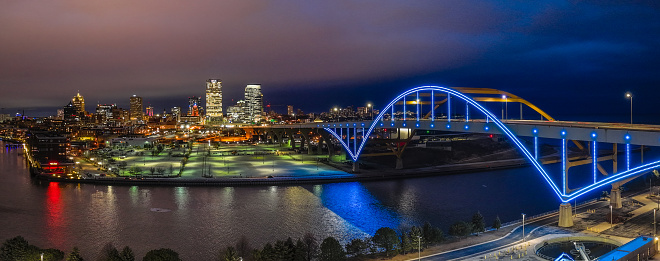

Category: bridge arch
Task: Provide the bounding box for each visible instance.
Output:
[324,86,660,202]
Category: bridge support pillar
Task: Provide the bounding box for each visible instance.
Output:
[352,161,359,173]
[610,187,623,209]
[558,203,574,227]
[395,157,403,170]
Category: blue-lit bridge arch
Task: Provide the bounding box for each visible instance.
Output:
[322,86,660,206]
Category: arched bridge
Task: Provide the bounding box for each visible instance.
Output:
[263,86,660,227]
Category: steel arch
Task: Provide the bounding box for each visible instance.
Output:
[324,86,660,202]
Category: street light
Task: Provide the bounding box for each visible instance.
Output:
[522,213,526,243]
[626,92,633,124]
[502,95,508,120]
[417,236,422,261]
[610,205,613,227]
[654,208,657,237]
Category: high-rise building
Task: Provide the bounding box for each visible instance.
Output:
[188,96,201,116]
[244,84,263,123]
[146,106,154,117]
[206,79,223,123]
[129,95,143,120]
[96,104,117,123]
[72,92,86,115]
[63,101,78,121]
[226,100,246,123]
[287,105,294,116]
[171,107,181,122]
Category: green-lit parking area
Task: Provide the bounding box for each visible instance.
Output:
[76,142,353,180]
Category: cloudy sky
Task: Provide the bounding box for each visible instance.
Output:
[1,1,659,121]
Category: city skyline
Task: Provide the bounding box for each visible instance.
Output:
[1,1,659,121]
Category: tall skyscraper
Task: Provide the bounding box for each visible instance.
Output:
[188,96,201,116]
[96,104,117,122]
[244,84,263,123]
[287,105,294,116]
[129,95,143,120]
[72,92,86,115]
[146,106,154,117]
[206,79,223,123]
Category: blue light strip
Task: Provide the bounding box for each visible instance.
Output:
[322,86,660,202]
[593,141,597,184]
[403,96,406,121]
[431,90,434,121]
[466,103,469,122]
[391,104,394,122]
[534,136,538,160]
[416,91,420,122]
[562,138,566,195]
[627,143,630,170]
[353,127,356,155]
[448,93,451,122]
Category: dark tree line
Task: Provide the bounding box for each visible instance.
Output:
[2,213,502,261]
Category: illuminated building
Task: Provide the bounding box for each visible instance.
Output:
[188,96,201,116]
[96,104,117,123]
[244,84,263,123]
[287,105,294,116]
[226,100,246,123]
[129,95,143,120]
[205,79,223,123]
[72,92,86,115]
[63,101,78,121]
[146,106,154,117]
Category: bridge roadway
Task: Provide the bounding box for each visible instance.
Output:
[264,119,660,146]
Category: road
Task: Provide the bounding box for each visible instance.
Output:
[418,200,611,260]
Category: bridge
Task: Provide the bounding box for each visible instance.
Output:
[243,86,660,227]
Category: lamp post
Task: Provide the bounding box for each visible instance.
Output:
[417,236,422,261]
[626,92,633,125]
[654,208,657,237]
[522,213,526,243]
[501,95,507,120]
[610,205,613,227]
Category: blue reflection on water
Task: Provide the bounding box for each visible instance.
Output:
[313,182,400,236]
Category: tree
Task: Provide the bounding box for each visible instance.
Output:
[319,237,345,261]
[409,226,424,251]
[302,232,319,261]
[235,236,252,261]
[98,242,121,261]
[273,238,294,260]
[372,227,399,257]
[0,236,31,261]
[449,221,473,239]
[259,243,275,261]
[120,246,135,261]
[345,238,368,258]
[492,215,502,230]
[149,167,156,175]
[142,248,181,261]
[293,239,306,261]
[155,167,166,176]
[422,222,444,246]
[128,166,142,176]
[220,246,240,261]
[472,211,486,235]
[399,235,412,255]
[67,247,84,261]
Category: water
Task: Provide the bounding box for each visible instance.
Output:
[0,142,653,259]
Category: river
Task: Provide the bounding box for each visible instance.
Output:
[0,141,651,259]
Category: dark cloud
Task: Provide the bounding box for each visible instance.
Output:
[0,1,659,122]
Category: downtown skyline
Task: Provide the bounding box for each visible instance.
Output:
[1,1,659,121]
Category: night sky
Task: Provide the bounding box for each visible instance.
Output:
[1,1,659,122]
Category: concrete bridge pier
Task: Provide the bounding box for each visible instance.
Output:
[558,203,574,227]
[352,161,359,173]
[610,187,623,209]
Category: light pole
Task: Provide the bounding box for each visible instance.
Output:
[654,208,657,237]
[610,205,613,227]
[503,95,508,120]
[626,92,633,124]
[417,236,421,261]
[522,213,526,243]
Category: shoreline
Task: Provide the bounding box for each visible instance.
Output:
[35,157,534,186]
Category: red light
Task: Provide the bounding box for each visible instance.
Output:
[489,134,493,138]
